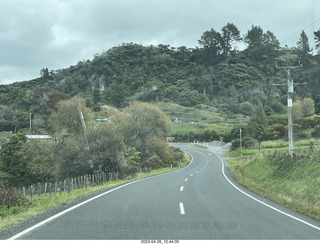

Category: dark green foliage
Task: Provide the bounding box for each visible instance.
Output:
[172,129,219,143]
[1,24,320,129]
[0,24,320,185]
[231,136,256,150]
[268,123,286,140]
[248,102,268,150]
[0,133,27,186]
[311,125,320,137]
[224,125,248,143]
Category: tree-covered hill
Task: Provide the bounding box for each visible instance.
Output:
[1,23,320,133]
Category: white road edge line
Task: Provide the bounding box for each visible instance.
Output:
[8,153,195,240]
[179,202,185,215]
[213,152,320,231]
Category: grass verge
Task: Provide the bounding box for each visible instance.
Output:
[0,153,190,232]
[228,149,320,221]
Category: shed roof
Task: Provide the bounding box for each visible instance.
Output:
[26,135,53,139]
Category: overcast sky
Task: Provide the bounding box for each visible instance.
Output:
[1,0,319,84]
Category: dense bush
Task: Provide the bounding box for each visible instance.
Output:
[311,125,320,137]
[231,136,256,150]
[172,129,219,142]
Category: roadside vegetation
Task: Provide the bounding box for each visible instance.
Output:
[227,141,320,221]
[1,22,320,230]
[0,152,190,231]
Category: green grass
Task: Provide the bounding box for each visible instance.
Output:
[156,102,227,123]
[171,122,232,135]
[155,102,234,135]
[227,138,320,157]
[228,150,320,221]
[0,153,190,231]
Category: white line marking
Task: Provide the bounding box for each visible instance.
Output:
[184,178,188,182]
[190,174,193,177]
[179,202,185,215]
[196,171,199,173]
[213,152,320,231]
[8,152,196,240]
[180,186,184,191]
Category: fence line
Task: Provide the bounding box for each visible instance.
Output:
[20,167,152,201]
[20,171,119,201]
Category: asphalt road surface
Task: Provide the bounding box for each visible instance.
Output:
[6,143,320,240]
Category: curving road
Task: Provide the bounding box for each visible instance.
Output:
[7,143,320,240]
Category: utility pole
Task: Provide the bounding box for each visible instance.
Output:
[240,120,242,150]
[29,113,32,133]
[75,100,89,145]
[274,46,306,157]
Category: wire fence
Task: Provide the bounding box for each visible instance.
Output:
[20,167,152,201]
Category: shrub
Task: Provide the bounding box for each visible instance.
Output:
[0,186,30,217]
[268,123,286,140]
[311,125,320,137]
[242,136,257,148]
[239,101,254,116]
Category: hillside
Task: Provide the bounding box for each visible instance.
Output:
[1,25,320,225]
[0,25,319,141]
[0,24,320,135]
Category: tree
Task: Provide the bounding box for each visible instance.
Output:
[243,26,279,60]
[23,140,55,183]
[120,102,171,160]
[198,28,223,65]
[248,102,268,151]
[314,29,320,53]
[293,98,315,119]
[297,30,312,66]
[40,68,49,80]
[103,83,129,108]
[262,30,280,57]
[301,97,315,116]
[47,98,93,141]
[243,25,264,59]
[221,23,241,57]
[0,133,27,186]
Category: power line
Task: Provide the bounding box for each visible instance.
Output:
[280,17,320,46]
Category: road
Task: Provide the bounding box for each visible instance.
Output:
[7,143,320,240]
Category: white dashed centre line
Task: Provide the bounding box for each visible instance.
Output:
[179,202,185,215]
[180,186,184,191]
[185,178,188,182]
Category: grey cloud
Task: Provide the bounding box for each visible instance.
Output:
[0,0,319,84]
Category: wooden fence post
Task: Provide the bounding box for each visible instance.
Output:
[30,185,34,201]
[71,178,73,192]
[44,183,47,197]
[54,182,57,196]
[63,180,67,193]
[49,183,52,198]
[38,182,41,198]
